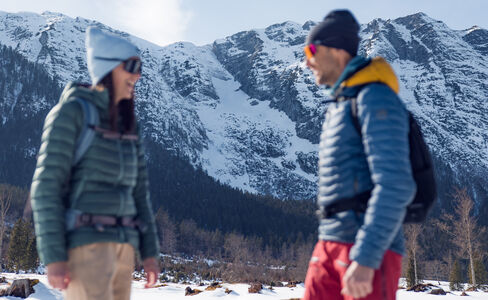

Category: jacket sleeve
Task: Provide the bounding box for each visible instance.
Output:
[349,84,416,269]
[30,101,82,265]
[133,129,160,260]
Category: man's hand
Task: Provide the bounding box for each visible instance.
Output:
[143,257,160,288]
[47,261,70,290]
[341,261,375,298]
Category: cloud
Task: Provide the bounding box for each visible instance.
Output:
[96,0,192,46]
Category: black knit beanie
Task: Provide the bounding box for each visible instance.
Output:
[306,10,360,57]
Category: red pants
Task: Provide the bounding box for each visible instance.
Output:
[302,241,402,300]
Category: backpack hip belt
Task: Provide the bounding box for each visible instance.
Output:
[317,190,371,219]
[66,209,147,233]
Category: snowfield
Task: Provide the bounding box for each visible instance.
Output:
[1,273,488,300]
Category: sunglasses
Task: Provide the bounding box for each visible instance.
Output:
[94,56,142,74]
[303,44,317,60]
[123,59,142,74]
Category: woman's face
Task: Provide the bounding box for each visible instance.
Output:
[111,58,141,103]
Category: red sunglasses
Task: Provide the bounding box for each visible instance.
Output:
[303,44,317,60]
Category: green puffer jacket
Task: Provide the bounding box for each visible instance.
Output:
[31,82,159,265]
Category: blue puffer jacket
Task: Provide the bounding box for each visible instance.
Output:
[318,56,416,269]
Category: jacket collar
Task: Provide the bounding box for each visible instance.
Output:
[59,82,110,112]
[331,56,399,97]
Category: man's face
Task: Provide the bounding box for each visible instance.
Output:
[305,45,341,87]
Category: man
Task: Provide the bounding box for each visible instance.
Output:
[302,10,416,300]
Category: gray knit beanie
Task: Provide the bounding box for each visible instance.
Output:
[85,27,140,85]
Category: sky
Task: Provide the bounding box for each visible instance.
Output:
[1,0,487,47]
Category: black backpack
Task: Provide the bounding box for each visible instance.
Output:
[322,86,437,223]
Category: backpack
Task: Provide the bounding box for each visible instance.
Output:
[323,85,437,223]
[72,97,100,166]
[63,97,99,231]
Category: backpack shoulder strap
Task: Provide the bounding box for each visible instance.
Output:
[72,97,99,166]
[347,83,384,135]
[349,84,414,135]
[336,85,363,135]
[350,96,361,135]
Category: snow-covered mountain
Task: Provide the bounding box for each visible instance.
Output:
[0,11,486,204]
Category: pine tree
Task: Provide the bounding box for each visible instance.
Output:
[23,236,39,272]
[449,260,464,291]
[6,219,30,272]
[6,218,38,273]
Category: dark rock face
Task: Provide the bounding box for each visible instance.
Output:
[265,23,305,46]
[160,43,219,103]
[296,151,318,175]
[212,30,267,100]
[463,27,488,56]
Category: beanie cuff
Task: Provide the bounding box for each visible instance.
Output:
[312,36,359,57]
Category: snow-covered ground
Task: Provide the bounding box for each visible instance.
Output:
[1,273,487,300]
[0,272,305,300]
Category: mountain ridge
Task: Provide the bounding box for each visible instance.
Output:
[0,10,486,207]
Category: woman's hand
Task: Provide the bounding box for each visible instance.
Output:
[143,257,160,288]
[47,261,70,290]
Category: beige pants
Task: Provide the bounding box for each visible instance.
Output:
[65,242,135,300]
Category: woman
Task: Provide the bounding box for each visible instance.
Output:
[30,27,159,299]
